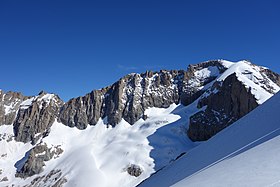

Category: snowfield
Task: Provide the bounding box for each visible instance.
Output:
[0,103,200,187]
[139,92,280,187]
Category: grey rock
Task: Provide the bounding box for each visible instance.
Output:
[16,143,54,178]
[126,164,143,177]
[13,92,64,144]
[59,89,106,129]
[0,90,28,125]
[59,60,225,128]
[0,176,8,182]
[187,61,280,142]
[187,73,259,141]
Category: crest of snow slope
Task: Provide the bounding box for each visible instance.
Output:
[216,60,280,104]
[19,93,61,109]
[139,92,280,187]
[0,101,202,187]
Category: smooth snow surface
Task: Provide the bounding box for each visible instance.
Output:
[139,92,280,187]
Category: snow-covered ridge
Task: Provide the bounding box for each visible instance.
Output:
[139,91,280,187]
[1,59,280,187]
[19,92,62,110]
[217,60,279,104]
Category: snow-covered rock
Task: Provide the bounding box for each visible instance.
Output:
[139,91,280,187]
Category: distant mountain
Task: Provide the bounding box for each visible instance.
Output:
[0,60,279,187]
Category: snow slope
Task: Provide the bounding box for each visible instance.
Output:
[139,92,280,187]
[0,103,201,187]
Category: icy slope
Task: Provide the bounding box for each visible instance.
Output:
[139,92,280,187]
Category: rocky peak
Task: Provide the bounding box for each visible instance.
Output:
[0,90,28,125]
[13,92,64,144]
[2,60,279,145]
[187,60,280,141]
[59,60,235,129]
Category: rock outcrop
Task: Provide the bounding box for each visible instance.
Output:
[187,74,259,141]
[13,91,64,144]
[126,164,143,177]
[59,61,225,128]
[16,143,54,178]
[187,61,280,141]
[0,90,28,125]
[1,60,278,145]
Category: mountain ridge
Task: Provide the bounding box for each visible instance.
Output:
[0,59,279,187]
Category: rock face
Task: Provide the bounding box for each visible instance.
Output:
[1,60,279,145]
[59,61,225,128]
[16,143,54,178]
[0,91,28,125]
[59,89,106,129]
[187,61,280,141]
[187,74,259,141]
[13,92,64,144]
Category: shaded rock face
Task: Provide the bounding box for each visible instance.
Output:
[59,61,224,128]
[13,92,64,144]
[187,73,259,141]
[0,91,28,125]
[16,144,54,178]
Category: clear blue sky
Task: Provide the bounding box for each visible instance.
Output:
[1,0,279,101]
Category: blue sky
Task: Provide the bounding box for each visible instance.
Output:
[1,0,279,101]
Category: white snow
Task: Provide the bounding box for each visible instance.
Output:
[217,60,279,104]
[0,103,200,187]
[37,93,55,104]
[194,66,220,80]
[0,125,33,184]
[4,105,14,115]
[20,97,35,109]
[139,92,280,187]
[219,59,235,68]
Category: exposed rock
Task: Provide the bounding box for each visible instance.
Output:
[187,73,259,141]
[0,176,8,182]
[53,145,64,159]
[23,169,67,187]
[126,164,143,177]
[0,90,28,125]
[59,60,225,128]
[13,92,64,144]
[0,133,13,142]
[59,89,106,129]
[261,68,280,90]
[16,143,54,178]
